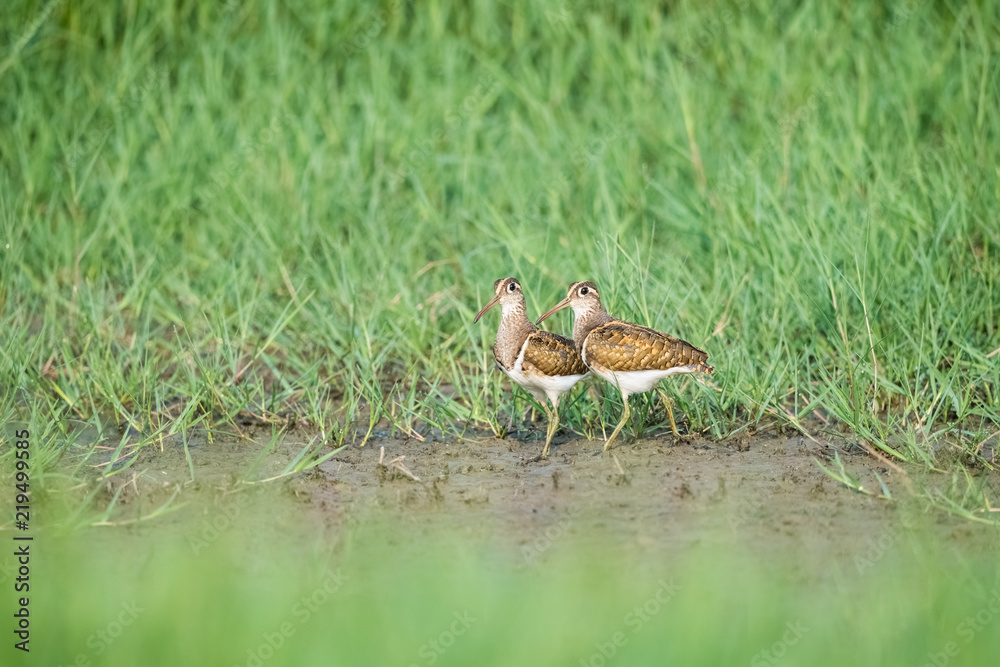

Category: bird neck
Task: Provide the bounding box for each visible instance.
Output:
[572,303,613,347]
[495,300,535,369]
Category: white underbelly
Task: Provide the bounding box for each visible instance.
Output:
[503,343,586,404]
[590,366,693,397]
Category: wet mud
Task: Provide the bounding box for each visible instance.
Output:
[63,420,1000,578]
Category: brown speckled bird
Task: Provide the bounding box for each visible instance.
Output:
[474,277,588,459]
[537,281,713,450]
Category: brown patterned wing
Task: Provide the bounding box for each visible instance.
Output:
[584,321,713,373]
[522,331,589,377]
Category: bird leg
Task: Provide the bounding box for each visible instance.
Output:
[656,388,680,438]
[541,404,559,459]
[603,393,631,451]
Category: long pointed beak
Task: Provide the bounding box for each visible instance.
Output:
[473,294,501,323]
[535,297,570,325]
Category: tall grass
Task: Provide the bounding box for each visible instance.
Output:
[1,0,998,512]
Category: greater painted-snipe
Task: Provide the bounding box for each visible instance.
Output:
[475,277,589,459]
[537,281,712,450]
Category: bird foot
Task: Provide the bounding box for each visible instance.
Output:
[667,428,697,444]
[527,451,548,463]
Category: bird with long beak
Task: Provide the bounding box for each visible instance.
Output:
[474,277,589,459]
[536,281,713,451]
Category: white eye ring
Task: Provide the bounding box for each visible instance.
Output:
[508,283,516,291]
[580,287,589,296]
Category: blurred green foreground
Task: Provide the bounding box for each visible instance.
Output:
[2,508,999,667]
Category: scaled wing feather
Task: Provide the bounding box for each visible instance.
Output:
[584,321,713,373]
[522,331,588,377]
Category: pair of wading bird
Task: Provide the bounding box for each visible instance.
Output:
[475,278,714,459]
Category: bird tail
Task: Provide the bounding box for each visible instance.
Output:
[688,361,714,375]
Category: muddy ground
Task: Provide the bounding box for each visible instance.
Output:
[65,419,999,577]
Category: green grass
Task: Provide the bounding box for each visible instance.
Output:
[3,0,999,516]
[2,2,1000,512]
[2,2,1000,663]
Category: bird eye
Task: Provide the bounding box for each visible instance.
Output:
[508,283,516,292]
[580,287,589,295]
